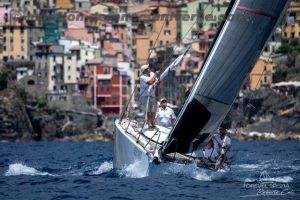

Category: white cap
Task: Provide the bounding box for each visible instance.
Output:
[160,98,167,103]
[141,64,149,72]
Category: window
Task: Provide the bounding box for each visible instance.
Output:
[166,19,169,27]
[20,27,24,34]
[68,66,71,70]
[160,40,163,46]
[149,40,153,47]
[10,37,13,43]
[104,67,109,74]
[291,32,295,38]
[10,27,13,33]
[53,55,56,61]
[263,76,268,84]
[3,37,6,42]
[67,55,71,60]
[68,76,71,80]
[164,30,171,36]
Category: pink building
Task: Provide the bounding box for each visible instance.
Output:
[101,24,129,61]
[0,3,11,26]
[65,29,94,43]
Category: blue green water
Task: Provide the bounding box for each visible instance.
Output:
[0,141,299,200]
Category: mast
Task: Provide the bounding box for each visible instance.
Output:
[162,0,291,154]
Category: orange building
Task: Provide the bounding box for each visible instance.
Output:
[135,6,178,65]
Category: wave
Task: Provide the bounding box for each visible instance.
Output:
[233,164,263,169]
[91,161,113,175]
[260,176,293,183]
[118,160,149,178]
[5,163,53,176]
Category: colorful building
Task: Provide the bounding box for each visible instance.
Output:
[180,0,202,43]
[40,9,63,44]
[0,2,11,26]
[96,58,128,115]
[200,0,229,31]
[283,0,300,40]
[55,0,73,10]
[248,57,275,90]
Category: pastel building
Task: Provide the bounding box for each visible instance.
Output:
[54,0,73,10]
[0,2,11,26]
[283,0,300,40]
[248,57,275,90]
[75,0,91,12]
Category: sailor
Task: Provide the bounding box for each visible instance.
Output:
[213,127,231,155]
[140,64,160,128]
[155,98,176,128]
[213,127,231,168]
[203,139,218,162]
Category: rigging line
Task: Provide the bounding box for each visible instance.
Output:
[120,12,167,121]
[147,19,167,63]
[158,4,214,71]
[133,4,215,119]
[121,3,216,121]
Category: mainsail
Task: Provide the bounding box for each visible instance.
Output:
[162,0,291,154]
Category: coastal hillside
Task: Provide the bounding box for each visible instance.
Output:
[0,73,112,141]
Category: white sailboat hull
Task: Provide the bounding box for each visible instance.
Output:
[114,120,150,175]
[113,120,228,177]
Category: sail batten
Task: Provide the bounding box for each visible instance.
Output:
[162,0,291,154]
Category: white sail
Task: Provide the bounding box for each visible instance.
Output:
[158,47,190,82]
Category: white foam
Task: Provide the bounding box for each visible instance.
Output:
[234,164,262,169]
[5,163,52,176]
[118,160,149,178]
[92,161,113,175]
[160,163,218,181]
[260,176,293,183]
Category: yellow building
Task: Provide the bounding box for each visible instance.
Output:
[135,6,177,65]
[55,0,73,10]
[283,0,300,39]
[248,57,275,90]
[2,25,29,61]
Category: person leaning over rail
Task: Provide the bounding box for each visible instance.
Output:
[203,139,219,162]
[213,127,231,168]
[155,98,176,129]
[139,64,160,128]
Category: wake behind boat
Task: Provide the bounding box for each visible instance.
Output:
[114,0,291,176]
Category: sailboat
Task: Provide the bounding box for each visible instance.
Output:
[114,0,291,175]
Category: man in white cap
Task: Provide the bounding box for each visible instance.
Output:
[155,98,176,128]
[140,64,159,128]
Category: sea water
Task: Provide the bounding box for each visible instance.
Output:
[0,141,299,200]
